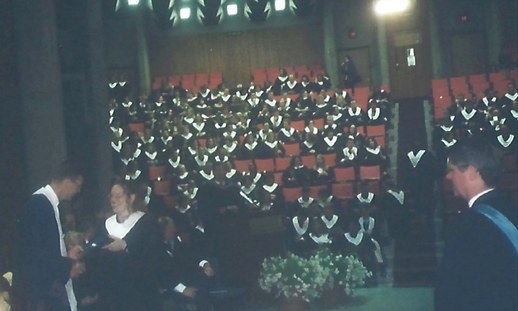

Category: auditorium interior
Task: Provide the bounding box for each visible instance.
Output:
[0,0,517,310]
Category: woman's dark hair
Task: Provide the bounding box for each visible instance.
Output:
[447,135,503,187]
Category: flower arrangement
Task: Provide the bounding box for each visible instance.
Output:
[258,250,372,302]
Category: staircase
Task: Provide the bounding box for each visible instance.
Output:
[393,98,436,287]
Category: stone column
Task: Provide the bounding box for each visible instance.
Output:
[376,17,391,86]
[84,0,112,211]
[323,0,339,88]
[427,0,446,79]
[136,9,151,95]
[486,0,502,66]
[15,0,67,190]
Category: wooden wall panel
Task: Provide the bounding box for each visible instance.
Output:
[149,24,324,87]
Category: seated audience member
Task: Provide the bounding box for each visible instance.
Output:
[204,137,218,156]
[278,92,293,116]
[256,105,271,125]
[273,68,289,95]
[261,171,283,205]
[286,209,311,257]
[238,133,261,160]
[255,189,283,213]
[173,164,193,194]
[358,203,379,238]
[222,136,239,160]
[293,186,316,211]
[499,82,517,112]
[456,100,483,130]
[366,100,387,126]
[111,132,124,155]
[260,132,286,158]
[316,188,340,213]
[435,131,457,175]
[212,147,230,164]
[190,114,208,138]
[494,125,517,154]
[433,116,455,148]
[257,122,273,142]
[282,156,311,188]
[448,93,466,117]
[165,149,183,175]
[197,85,211,102]
[221,122,239,141]
[189,146,210,172]
[329,106,347,129]
[337,138,359,168]
[486,109,508,136]
[140,128,156,145]
[314,94,329,118]
[157,216,214,311]
[299,75,313,93]
[282,74,301,94]
[306,217,335,254]
[169,196,205,241]
[345,100,366,126]
[293,90,314,120]
[301,133,321,156]
[243,162,263,185]
[197,162,215,186]
[311,154,334,185]
[313,74,332,93]
[246,92,261,113]
[360,137,389,172]
[219,88,232,106]
[224,161,241,185]
[179,126,195,150]
[278,119,301,144]
[184,180,200,208]
[241,175,259,204]
[158,129,174,152]
[341,221,381,284]
[143,143,163,167]
[321,202,343,238]
[353,181,378,209]
[477,88,499,114]
[323,114,343,137]
[321,129,342,155]
[346,124,365,147]
[263,91,278,111]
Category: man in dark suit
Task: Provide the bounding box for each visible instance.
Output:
[435,136,518,311]
[12,160,85,311]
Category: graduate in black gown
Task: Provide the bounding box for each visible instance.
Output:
[95,178,162,311]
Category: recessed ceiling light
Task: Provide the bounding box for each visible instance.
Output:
[180,7,191,19]
[227,4,238,16]
[128,0,139,5]
[275,0,285,11]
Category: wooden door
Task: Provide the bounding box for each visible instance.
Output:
[338,47,371,88]
[385,5,432,99]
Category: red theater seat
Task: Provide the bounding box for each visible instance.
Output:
[332,183,354,200]
[283,187,302,202]
[255,158,275,173]
[359,165,381,180]
[149,166,166,180]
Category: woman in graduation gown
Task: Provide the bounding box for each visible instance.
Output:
[96,178,162,311]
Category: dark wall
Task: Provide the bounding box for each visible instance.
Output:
[0,0,26,273]
[148,24,325,87]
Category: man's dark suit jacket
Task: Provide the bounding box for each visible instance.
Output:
[435,190,518,311]
[12,193,73,311]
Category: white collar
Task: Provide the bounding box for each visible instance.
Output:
[224,143,238,153]
[345,232,363,245]
[324,136,338,146]
[497,134,514,147]
[321,215,338,229]
[468,188,495,208]
[440,125,453,132]
[407,150,425,168]
[200,170,214,180]
[111,141,122,152]
[359,217,375,233]
[280,127,295,136]
[357,192,374,203]
[387,190,405,205]
[441,139,457,147]
[242,183,256,194]
[145,151,158,160]
[264,140,278,148]
[245,142,258,150]
[297,197,314,207]
[505,93,518,101]
[366,146,381,154]
[461,109,476,120]
[348,107,361,115]
[292,217,309,236]
[368,107,380,119]
[168,157,181,168]
[105,211,145,239]
[286,80,297,88]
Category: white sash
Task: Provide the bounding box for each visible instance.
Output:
[407,150,425,168]
[388,190,405,205]
[292,217,309,236]
[357,192,374,203]
[309,233,332,244]
[321,215,338,229]
[106,212,145,239]
[497,134,515,148]
[345,232,363,245]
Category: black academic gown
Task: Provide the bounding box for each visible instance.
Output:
[96,213,162,311]
[435,190,518,311]
[12,193,74,311]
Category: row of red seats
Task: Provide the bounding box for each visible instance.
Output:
[152,72,223,93]
[433,70,517,119]
[252,64,327,86]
